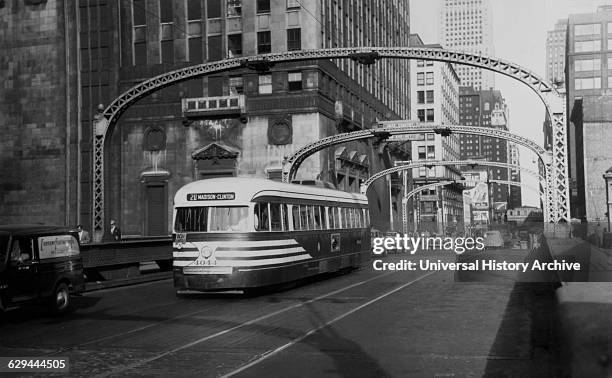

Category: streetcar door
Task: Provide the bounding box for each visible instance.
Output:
[6,237,38,303]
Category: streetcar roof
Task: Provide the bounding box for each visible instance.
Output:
[174,177,368,206]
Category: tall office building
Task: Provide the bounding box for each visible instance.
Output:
[0,0,412,236]
[546,19,568,83]
[543,19,567,153]
[566,6,612,221]
[408,35,462,234]
[438,0,495,90]
[459,87,511,211]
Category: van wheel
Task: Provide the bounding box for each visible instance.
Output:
[49,283,71,314]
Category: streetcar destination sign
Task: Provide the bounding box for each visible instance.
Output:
[187,192,235,201]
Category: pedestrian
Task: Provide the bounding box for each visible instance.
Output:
[76,224,91,244]
[595,224,604,248]
[109,219,122,241]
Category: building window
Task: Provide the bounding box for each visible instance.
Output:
[484,102,490,111]
[256,0,270,13]
[426,60,434,66]
[426,72,434,85]
[259,74,272,94]
[418,146,426,159]
[575,40,601,53]
[161,38,174,63]
[133,0,146,24]
[227,0,241,17]
[417,60,424,67]
[417,109,425,122]
[575,58,601,72]
[187,0,202,62]
[575,23,601,36]
[133,0,147,65]
[188,37,202,62]
[257,31,271,54]
[287,28,301,51]
[208,35,222,61]
[426,109,434,122]
[227,34,242,57]
[419,167,427,177]
[287,0,300,9]
[426,90,434,103]
[160,0,172,22]
[417,72,424,86]
[417,91,425,104]
[575,77,601,90]
[426,133,435,140]
[187,0,201,20]
[229,76,244,94]
[427,145,435,159]
[288,71,302,91]
[207,0,221,18]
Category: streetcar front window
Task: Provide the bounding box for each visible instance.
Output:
[174,206,249,232]
[209,207,249,232]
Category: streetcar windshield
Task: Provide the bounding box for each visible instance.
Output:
[174,206,249,232]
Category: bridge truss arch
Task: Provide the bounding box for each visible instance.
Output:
[362,159,545,194]
[92,46,568,236]
[400,179,533,234]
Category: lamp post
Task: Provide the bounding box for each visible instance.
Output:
[604,167,612,234]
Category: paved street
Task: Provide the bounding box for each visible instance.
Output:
[0,248,561,377]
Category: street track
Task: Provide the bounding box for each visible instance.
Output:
[0,249,560,377]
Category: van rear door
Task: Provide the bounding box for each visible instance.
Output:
[6,237,38,303]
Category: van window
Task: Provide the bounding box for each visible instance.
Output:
[38,235,79,259]
[10,238,32,264]
[0,235,7,270]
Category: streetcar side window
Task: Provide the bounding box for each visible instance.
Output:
[282,204,289,231]
[314,206,322,230]
[254,202,270,231]
[335,207,341,229]
[299,205,309,230]
[292,205,300,230]
[326,207,334,229]
[270,203,282,231]
[307,206,315,230]
[342,208,349,228]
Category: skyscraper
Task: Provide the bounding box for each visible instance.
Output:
[546,18,568,84]
[438,0,495,90]
[408,34,463,234]
[459,87,511,207]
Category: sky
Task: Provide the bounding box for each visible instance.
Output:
[409,0,612,206]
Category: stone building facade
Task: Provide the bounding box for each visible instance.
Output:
[0,0,412,237]
[0,0,79,226]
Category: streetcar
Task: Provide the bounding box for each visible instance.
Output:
[172,177,371,292]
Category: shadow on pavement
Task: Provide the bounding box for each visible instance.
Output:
[482,247,562,377]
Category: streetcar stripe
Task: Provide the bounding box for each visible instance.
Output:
[173,247,306,258]
[174,239,299,248]
[172,254,311,267]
